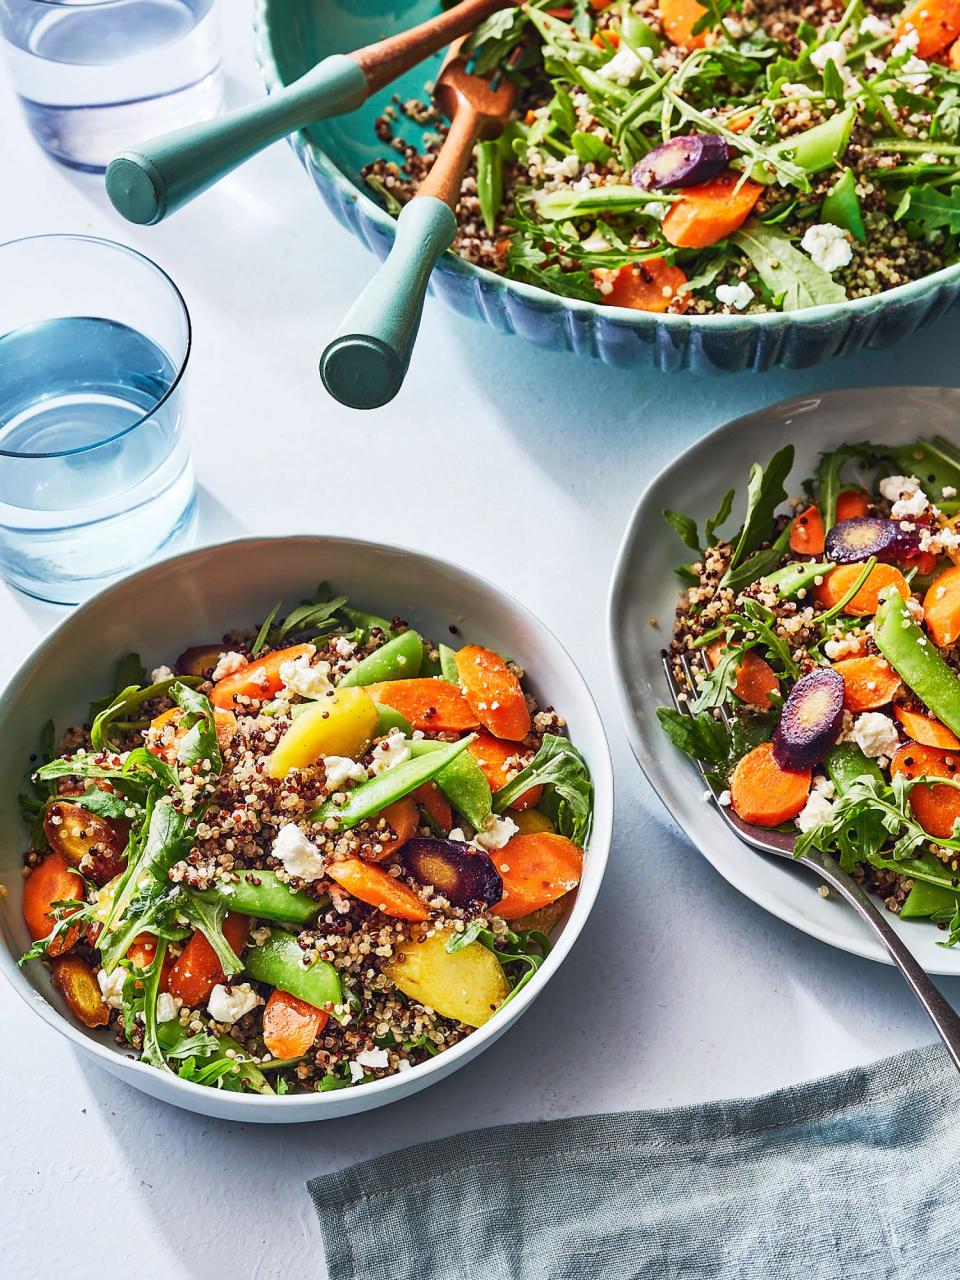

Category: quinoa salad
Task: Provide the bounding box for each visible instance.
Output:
[658,435,960,939]
[18,592,592,1096]
[365,0,960,314]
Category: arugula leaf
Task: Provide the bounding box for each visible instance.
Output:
[725,445,793,572]
[731,223,847,310]
[18,719,57,849]
[137,938,173,1074]
[250,601,282,657]
[67,788,138,821]
[174,891,243,978]
[90,672,200,753]
[100,797,195,940]
[37,747,180,800]
[663,508,703,556]
[492,735,593,845]
[816,443,862,530]
[656,706,730,766]
[169,681,222,774]
[894,185,960,233]
[88,653,147,722]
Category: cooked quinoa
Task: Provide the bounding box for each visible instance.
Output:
[363,0,960,314]
[659,435,960,935]
[19,594,593,1096]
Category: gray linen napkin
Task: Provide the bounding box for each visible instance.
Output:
[308,1042,960,1280]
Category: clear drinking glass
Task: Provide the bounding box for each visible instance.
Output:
[0,0,222,172]
[0,234,197,605]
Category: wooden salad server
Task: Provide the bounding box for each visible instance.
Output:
[320,50,516,410]
[104,0,514,226]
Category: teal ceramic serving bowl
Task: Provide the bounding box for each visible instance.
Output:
[254,0,960,374]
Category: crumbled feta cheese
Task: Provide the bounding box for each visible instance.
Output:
[812,775,836,800]
[207,982,258,1025]
[796,789,835,834]
[279,653,331,699]
[800,222,853,273]
[715,281,754,310]
[348,1060,365,1083]
[474,814,519,853]
[323,755,366,791]
[97,967,126,1009]
[859,13,891,38]
[879,474,919,503]
[943,486,957,499]
[212,651,247,682]
[810,39,846,71]
[334,636,356,658]
[718,789,732,807]
[448,828,466,843]
[920,524,960,555]
[272,823,326,879]
[369,729,411,775]
[892,29,919,56]
[824,634,862,660]
[545,152,581,179]
[156,992,178,1023]
[851,712,900,760]
[600,45,646,85]
[150,665,174,684]
[356,1047,390,1071]
[644,201,670,221]
[582,231,612,253]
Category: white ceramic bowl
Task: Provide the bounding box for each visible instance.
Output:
[608,385,960,977]
[0,536,612,1122]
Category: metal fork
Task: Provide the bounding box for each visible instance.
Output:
[662,647,960,1070]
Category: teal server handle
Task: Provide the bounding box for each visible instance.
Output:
[105,55,368,225]
[320,197,458,411]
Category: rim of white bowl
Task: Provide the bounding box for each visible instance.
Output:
[0,534,613,1112]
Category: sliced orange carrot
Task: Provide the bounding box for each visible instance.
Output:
[662,172,763,249]
[22,853,83,956]
[414,782,453,833]
[890,742,960,838]
[124,931,176,990]
[591,27,620,48]
[594,259,689,313]
[660,0,709,48]
[364,678,479,733]
[51,955,110,1028]
[165,912,249,1008]
[210,644,314,710]
[893,705,960,750]
[924,565,960,646]
[894,0,960,56]
[835,488,871,521]
[706,642,779,710]
[371,796,420,861]
[455,644,531,741]
[262,989,329,1058]
[327,858,430,922]
[467,731,543,810]
[832,654,902,712]
[814,562,911,616]
[492,832,584,920]
[789,504,825,556]
[729,743,811,827]
[726,111,755,133]
[148,705,238,761]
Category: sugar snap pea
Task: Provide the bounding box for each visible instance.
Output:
[408,737,492,830]
[438,643,460,685]
[338,631,423,687]
[764,560,835,599]
[196,869,322,925]
[312,736,473,828]
[244,929,342,1011]
[874,588,960,737]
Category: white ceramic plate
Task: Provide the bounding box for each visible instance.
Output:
[0,536,612,1122]
[608,386,960,976]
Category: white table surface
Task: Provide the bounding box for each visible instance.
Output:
[3,7,960,1275]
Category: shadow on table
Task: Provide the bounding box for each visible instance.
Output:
[439,304,960,511]
[71,795,960,1277]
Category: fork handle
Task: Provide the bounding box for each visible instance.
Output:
[801,848,960,1069]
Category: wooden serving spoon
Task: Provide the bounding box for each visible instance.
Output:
[104,0,515,226]
[320,51,516,410]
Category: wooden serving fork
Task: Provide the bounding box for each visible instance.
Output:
[320,50,516,410]
[104,0,515,226]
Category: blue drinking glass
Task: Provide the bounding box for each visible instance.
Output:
[0,0,222,172]
[0,234,197,604]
